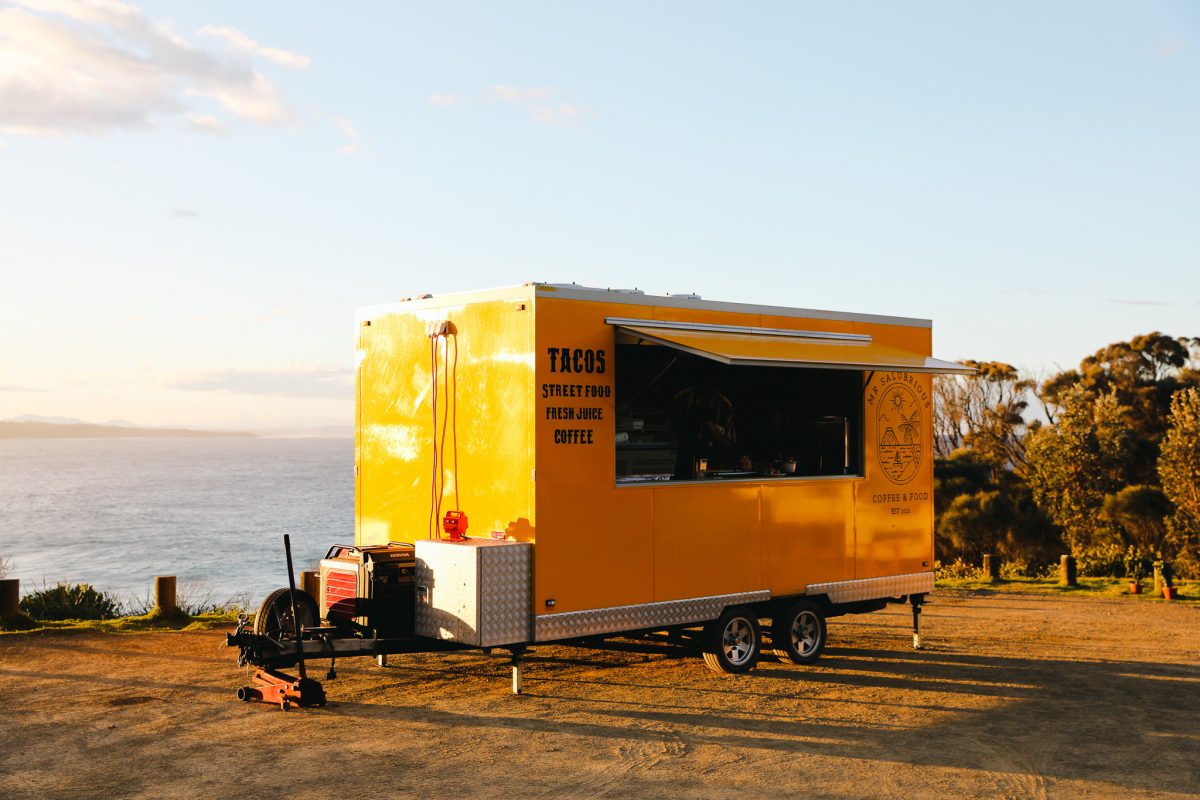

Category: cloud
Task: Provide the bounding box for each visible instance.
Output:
[333,115,363,156]
[187,113,224,134]
[1109,298,1172,306]
[1157,39,1184,57]
[530,102,593,125]
[429,85,597,125]
[170,206,199,218]
[0,385,45,392]
[306,106,366,156]
[490,85,554,104]
[197,24,311,69]
[488,84,596,124]
[0,0,304,137]
[166,366,353,399]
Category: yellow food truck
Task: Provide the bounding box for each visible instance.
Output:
[229,283,970,709]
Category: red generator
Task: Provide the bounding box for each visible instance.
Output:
[318,543,416,637]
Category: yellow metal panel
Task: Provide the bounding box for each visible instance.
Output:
[650,483,762,602]
[857,322,931,360]
[652,306,764,328]
[761,480,855,595]
[532,297,656,614]
[356,294,535,546]
[854,371,935,578]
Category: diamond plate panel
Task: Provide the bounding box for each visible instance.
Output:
[533,590,771,642]
[805,571,934,604]
[477,541,532,647]
[415,539,532,647]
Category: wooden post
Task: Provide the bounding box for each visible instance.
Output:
[301,570,320,600]
[1059,555,1077,587]
[982,554,1001,583]
[0,579,18,617]
[1152,564,1164,596]
[155,576,177,614]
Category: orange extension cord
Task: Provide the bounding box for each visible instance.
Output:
[428,330,460,539]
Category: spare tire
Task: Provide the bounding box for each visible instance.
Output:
[253,587,318,637]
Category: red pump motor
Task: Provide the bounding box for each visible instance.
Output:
[442,510,469,540]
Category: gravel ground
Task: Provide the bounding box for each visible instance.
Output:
[1,590,1198,799]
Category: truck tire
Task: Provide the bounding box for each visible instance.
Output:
[253,587,318,637]
[701,606,761,674]
[771,600,826,664]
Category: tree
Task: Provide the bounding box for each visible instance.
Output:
[938,490,1011,564]
[933,449,991,517]
[934,449,1061,569]
[1040,333,1200,483]
[1025,388,1136,553]
[1100,485,1171,556]
[933,361,1034,478]
[1158,387,1200,576]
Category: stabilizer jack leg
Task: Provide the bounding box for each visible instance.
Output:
[911,593,925,650]
[509,647,526,695]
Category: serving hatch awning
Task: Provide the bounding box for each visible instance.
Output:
[607,317,974,375]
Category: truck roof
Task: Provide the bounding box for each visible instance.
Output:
[357,282,932,329]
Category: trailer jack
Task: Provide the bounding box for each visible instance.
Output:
[510,646,527,695]
[237,668,326,711]
[911,593,925,650]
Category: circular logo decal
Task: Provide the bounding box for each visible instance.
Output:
[877,382,922,484]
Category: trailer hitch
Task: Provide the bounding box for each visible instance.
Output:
[231,534,328,709]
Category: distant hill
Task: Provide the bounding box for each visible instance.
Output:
[256,425,354,438]
[6,414,88,425]
[0,421,257,439]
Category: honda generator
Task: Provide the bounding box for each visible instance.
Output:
[318,543,416,637]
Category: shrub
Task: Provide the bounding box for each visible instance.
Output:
[935,559,980,581]
[1000,560,1033,580]
[0,612,36,631]
[125,581,249,617]
[1074,543,1127,578]
[20,582,122,620]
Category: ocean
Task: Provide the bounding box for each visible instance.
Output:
[0,438,354,608]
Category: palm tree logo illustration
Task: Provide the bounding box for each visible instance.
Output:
[878,383,921,484]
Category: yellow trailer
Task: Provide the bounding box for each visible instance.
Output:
[229,282,970,704]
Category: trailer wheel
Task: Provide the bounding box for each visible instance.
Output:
[701,607,761,674]
[771,600,826,664]
[253,588,318,637]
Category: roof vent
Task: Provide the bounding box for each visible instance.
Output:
[666,292,702,300]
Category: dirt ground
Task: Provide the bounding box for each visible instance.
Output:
[1,591,1197,800]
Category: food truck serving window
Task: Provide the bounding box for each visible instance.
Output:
[609,318,971,484]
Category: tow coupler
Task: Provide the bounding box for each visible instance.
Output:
[233,533,326,710]
[229,533,524,709]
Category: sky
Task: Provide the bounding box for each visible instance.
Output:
[0,0,1197,429]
